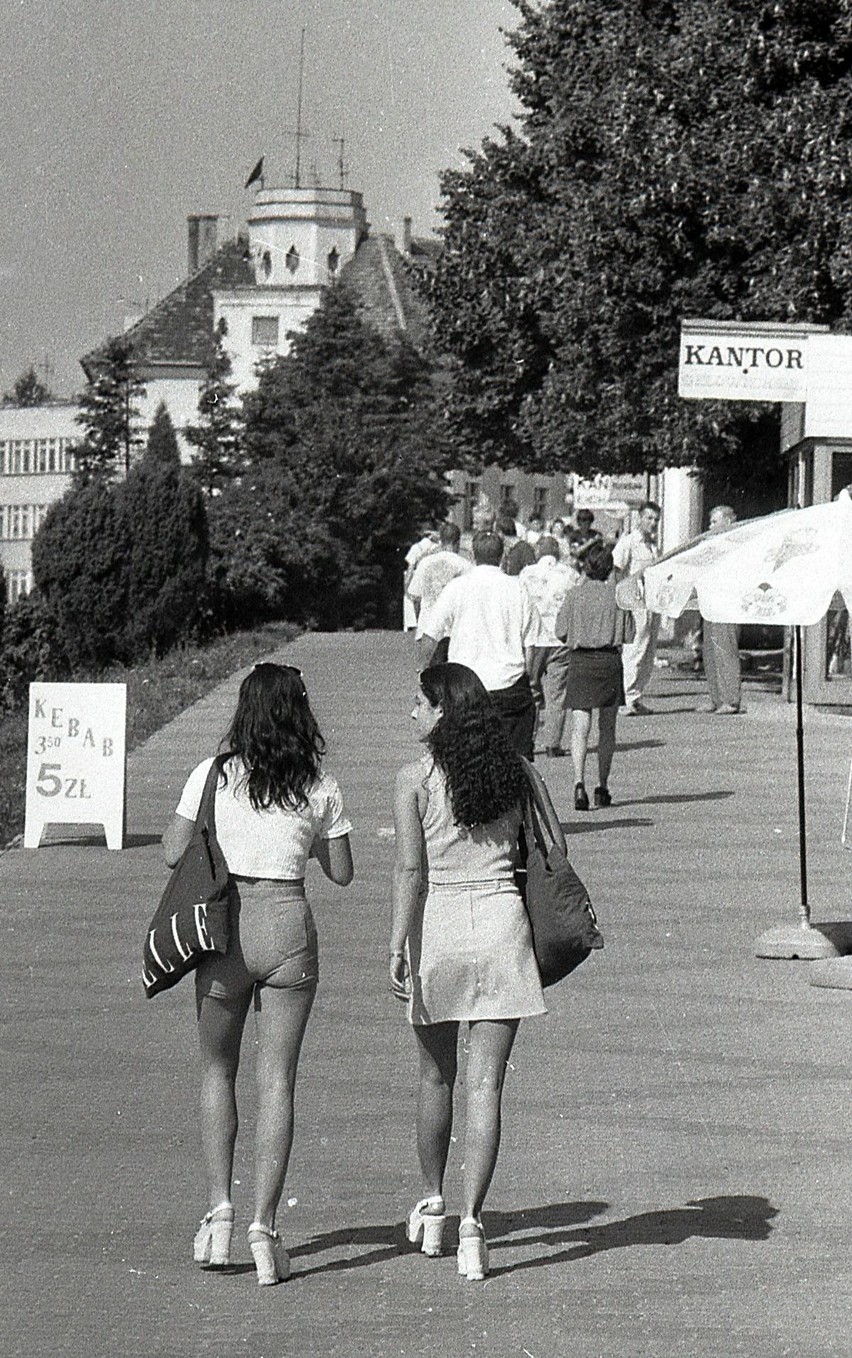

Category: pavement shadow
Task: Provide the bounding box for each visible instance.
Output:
[617,790,734,808]
[489,1194,779,1276]
[36,831,162,849]
[290,1202,611,1278]
[290,1220,409,1276]
[564,817,655,835]
[613,739,666,752]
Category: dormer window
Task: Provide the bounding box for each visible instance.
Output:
[327,247,340,275]
[285,245,300,275]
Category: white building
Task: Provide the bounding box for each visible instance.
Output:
[0,403,77,599]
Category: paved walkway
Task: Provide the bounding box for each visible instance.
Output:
[2,633,849,1358]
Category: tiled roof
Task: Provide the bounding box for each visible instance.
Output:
[80,237,255,375]
[340,235,432,350]
[80,229,437,375]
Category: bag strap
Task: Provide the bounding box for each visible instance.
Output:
[195,754,225,837]
[519,758,564,857]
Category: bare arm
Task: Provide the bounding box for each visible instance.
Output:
[390,763,425,999]
[162,813,194,868]
[311,833,354,885]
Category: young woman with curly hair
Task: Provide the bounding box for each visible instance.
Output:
[390,662,563,1280]
[163,663,353,1285]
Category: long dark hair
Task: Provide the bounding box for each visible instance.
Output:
[223,663,325,810]
[420,663,525,827]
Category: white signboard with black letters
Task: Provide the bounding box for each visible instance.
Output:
[678,319,826,403]
[25,682,127,850]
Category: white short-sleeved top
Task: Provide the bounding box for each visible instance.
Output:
[175,756,352,880]
[426,564,548,691]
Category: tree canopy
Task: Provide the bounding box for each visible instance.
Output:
[214,281,451,628]
[3,366,51,406]
[426,0,852,486]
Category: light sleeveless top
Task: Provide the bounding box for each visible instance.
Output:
[418,756,521,885]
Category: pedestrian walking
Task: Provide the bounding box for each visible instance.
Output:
[553,539,631,809]
[418,530,549,757]
[162,663,354,1285]
[519,536,580,753]
[390,663,561,1280]
[703,504,743,714]
[613,500,662,715]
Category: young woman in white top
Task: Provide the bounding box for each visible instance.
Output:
[163,663,353,1285]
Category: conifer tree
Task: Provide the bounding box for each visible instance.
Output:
[186,319,243,494]
[74,336,146,480]
[146,401,181,465]
[4,366,51,406]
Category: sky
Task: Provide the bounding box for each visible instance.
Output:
[0,0,520,398]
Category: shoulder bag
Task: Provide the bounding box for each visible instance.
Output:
[516,759,604,986]
[142,756,232,998]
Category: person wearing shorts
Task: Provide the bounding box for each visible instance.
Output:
[162,663,353,1284]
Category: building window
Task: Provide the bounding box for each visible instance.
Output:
[499,483,517,509]
[285,245,300,274]
[532,486,548,521]
[0,437,73,475]
[7,570,31,602]
[327,247,340,275]
[261,250,272,280]
[251,316,279,348]
[463,480,480,531]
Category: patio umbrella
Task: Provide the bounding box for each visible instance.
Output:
[640,493,852,959]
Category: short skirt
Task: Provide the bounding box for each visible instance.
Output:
[196,878,318,1003]
[407,877,546,1025]
[564,647,624,710]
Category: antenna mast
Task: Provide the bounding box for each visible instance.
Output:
[294,26,306,189]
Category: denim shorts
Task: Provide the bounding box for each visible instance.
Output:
[195,877,318,1002]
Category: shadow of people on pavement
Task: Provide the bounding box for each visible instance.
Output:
[489,1195,779,1275]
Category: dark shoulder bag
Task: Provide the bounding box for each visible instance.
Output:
[142,756,232,998]
[516,758,604,986]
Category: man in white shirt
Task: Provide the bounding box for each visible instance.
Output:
[409,522,472,634]
[403,524,439,630]
[418,531,548,757]
[520,536,580,754]
[612,500,661,715]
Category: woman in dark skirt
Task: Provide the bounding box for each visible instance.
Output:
[553,539,632,810]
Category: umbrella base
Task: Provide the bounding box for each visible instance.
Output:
[754,921,852,960]
[809,957,852,990]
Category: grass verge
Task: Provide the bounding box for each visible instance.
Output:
[0,622,299,848]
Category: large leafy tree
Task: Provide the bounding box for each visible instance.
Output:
[74,336,146,480]
[216,281,451,628]
[427,0,852,490]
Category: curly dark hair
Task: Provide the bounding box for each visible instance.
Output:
[420,663,526,827]
[222,663,325,810]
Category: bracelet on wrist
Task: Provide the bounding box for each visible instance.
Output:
[389,949,405,957]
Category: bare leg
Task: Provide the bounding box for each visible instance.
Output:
[597,703,618,787]
[461,1018,519,1221]
[570,708,593,787]
[251,982,316,1229]
[196,990,252,1209]
[413,1022,459,1198]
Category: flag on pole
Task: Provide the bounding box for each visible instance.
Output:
[244,156,264,189]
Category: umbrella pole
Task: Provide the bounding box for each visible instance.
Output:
[794,625,809,924]
[756,624,848,959]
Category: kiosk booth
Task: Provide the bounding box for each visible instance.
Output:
[680,319,852,706]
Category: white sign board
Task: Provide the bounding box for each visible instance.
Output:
[25,683,127,850]
[678,320,825,403]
